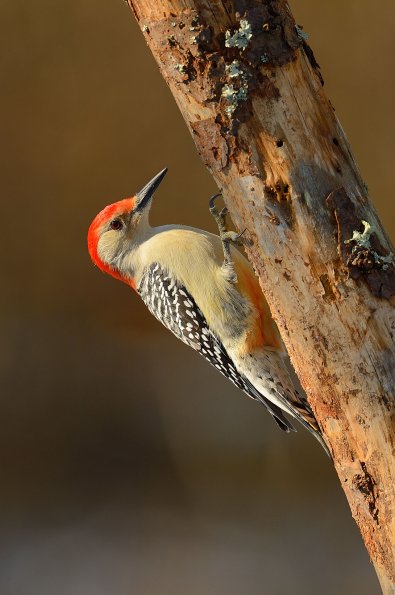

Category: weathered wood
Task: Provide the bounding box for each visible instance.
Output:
[126,1,395,590]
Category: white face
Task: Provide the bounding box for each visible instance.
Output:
[97,204,154,274]
[97,212,131,269]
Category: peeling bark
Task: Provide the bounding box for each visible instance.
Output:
[126,1,395,591]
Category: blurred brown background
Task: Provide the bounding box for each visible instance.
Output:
[1,1,393,593]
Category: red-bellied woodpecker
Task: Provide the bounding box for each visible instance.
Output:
[88,168,329,455]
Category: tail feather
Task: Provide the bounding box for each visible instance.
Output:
[270,388,332,457]
[237,351,331,457]
[282,394,332,458]
[267,382,332,458]
[242,376,296,433]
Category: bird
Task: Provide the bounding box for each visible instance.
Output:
[87,168,330,456]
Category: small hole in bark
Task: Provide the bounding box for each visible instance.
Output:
[276,140,284,148]
[333,137,339,146]
[212,61,217,68]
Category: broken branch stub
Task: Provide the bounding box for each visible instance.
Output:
[127,1,395,591]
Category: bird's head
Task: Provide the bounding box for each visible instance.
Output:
[87,168,167,288]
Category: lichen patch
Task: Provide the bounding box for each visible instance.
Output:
[327,189,395,299]
[225,19,253,51]
[221,84,248,114]
[345,220,393,271]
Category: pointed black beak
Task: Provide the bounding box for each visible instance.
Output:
[135,167,168,211]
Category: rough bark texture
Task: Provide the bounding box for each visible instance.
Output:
[126,1,395,591]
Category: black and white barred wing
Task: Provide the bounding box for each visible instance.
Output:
[137,263,294,433]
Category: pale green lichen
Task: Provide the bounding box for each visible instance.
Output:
[222,60,249,115]
[295,24,309,41]
[345,220,373,249]
[225,19,252,50]
[345,220,393,270]
[226,60,243,78]
[378,254,393,270]
[222,84,247,114]
[222,84,237,100]
[261,53,269,63]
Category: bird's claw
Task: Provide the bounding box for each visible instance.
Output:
[209,193,222,217]
[208,193,246,284]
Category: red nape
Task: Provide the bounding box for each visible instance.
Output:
[87,197,137,291]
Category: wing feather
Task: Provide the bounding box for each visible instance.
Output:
[138,263,295,433]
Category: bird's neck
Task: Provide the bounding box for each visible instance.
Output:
[117,222,157,291]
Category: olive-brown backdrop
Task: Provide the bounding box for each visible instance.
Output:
[1,1,393,593]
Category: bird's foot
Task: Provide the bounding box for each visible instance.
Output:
[209,194,246,284]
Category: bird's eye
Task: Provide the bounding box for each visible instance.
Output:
[110,219,123,231]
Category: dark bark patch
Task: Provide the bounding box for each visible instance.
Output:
[302,41,324,86]
[265,182,293,227]
[327,188,395,299]
[238,3,302,68]
[149,5,299,125]
[353,462,379,523]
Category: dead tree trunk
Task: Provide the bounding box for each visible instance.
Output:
[125,1,395,591]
